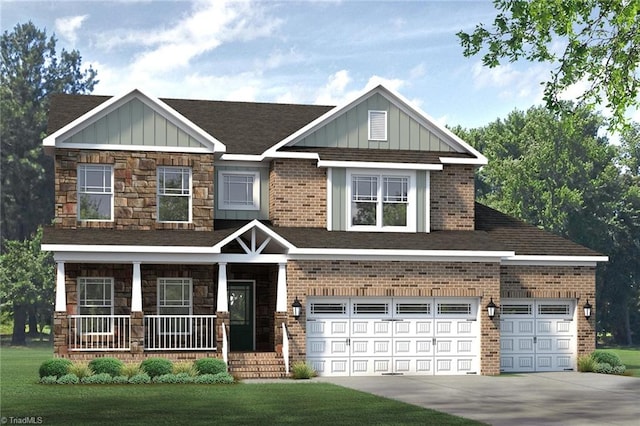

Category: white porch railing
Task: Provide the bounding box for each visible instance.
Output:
[144,315,217,351]
[282,322,290,374]
[69,315,131,351]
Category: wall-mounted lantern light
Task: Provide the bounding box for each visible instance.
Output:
[486,298,497,320]
[583,300,592,320]
[292,297,302,319]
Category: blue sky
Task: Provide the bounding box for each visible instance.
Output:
[1,0,605,129]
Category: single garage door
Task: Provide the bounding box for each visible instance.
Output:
[306,297,479,376]
[500,299,576,372]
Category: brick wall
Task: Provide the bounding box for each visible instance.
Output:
[430,164,475,231]
[285,260,502,375]
[55,149,214,230]
[500,265,596,358]
[269,159,326,227]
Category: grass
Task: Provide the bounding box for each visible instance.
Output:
[0,344,484,425]
[598,346,640,377]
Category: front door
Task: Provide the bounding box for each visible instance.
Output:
[229,281,254,351]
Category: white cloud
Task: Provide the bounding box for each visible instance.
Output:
[471,61,548,104]
[55,15,88,45]
[314,70,353,104]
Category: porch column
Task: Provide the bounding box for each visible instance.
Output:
[131,262,142,312]
[217,263,228,312]
[55,261,66,312]
[276,263,287,312]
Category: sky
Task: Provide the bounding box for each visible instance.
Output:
[2,0,632,130]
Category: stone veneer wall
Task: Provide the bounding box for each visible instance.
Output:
[284,260,502,375]
[55,149,214,230]
[500,265,597,358]
[430,164,475,231]
[269,159,326,227]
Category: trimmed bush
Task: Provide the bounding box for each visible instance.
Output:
[194,358,227,375]
[577,355,596,372]
[193,373,234,384]
[612,365,626,375]
[68,362,93,379]
[591,350,623,367]
[140,358,173,378]
[57,374,80,384]
[89,357,124,377]
[175,372,195,383]
[39,376,58,384]
[81,373,113,384]
[173,362,198,377]
[112,375,130,384]
[39,358,73,378]
[291,361,316,379]
[121,363,141,378]
[128,373,151,384]
[211,372,235,384]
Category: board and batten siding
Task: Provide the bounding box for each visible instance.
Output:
[329,168,429,232]
[214,166,270,220]
[63,98,203,148]
[294,93,454,152]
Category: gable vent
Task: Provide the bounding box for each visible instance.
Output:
[368,110,387,141]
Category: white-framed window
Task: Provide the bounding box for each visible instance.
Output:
[157,278,192,335]
[368,110,387,141]
[347,169,416,231]
[78,277,114,334]
[78,165,113,221]
[218,171,260,210]
[157,167,191,222]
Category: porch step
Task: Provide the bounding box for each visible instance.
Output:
[228,352,288,379]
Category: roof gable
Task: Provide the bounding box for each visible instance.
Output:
[43,89,225,153]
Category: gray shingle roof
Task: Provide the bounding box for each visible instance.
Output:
[281,147,473,164]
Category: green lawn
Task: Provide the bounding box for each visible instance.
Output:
[0,344,484,425]
[600,346,640,377]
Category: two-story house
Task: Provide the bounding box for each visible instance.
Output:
[42,84,606,378]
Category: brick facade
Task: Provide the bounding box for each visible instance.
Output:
[55,149,214,230]
[269,159,326,227]
[430,164,475,231]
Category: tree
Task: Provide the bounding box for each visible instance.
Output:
[1,21,98,247]
[0,227,55,345]
[458,0,640,130]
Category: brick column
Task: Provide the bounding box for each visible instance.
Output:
[130,312,144,354]
[53,312,69,356]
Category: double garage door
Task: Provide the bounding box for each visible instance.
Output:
[306,297,479,376]
[500,299,576,372]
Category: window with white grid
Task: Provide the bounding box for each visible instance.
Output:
[157,167,191,222]
[78,165,113,221]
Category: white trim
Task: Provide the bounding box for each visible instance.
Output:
[289,248,515,258]
[217,170,260,211]
[51,251,289,264]
[326,167,333,231]
[276,263,288,312]
[55,262,66,312]
[439,156,488,165]
[157,277,193,316]
[211,220,296,253]
[77,164,114,222]
[368,110,388,141]
[425,171,431,233]
[157,166,192,223]
[219,154,268,162]
[317,160,443,171]
[77,277,114,319]
[502,255,608,266]
[54,142,214,154]
[43,88,225,153]
[131,262,142,312]
[217,263,228,312]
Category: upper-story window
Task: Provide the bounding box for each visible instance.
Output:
[368,110,387,141]
[218,171,260,210]
[157,167,191,222]
[347,169,415,232]
[78,165,113,221]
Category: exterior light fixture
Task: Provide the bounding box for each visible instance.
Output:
[292,297,302,319]
[486,298,497,319]
[583,300,592,320]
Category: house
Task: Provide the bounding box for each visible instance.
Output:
[41,84,607,378]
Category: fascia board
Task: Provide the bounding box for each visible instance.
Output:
[502,255,609,266]
[219,154,265,162]
[288,248,515,258]
[439,156,488,166]
[42,243,216,254]
[43,88,226,153]
[51,252,287,264]
[317,160,443,171]
[210,219,296,253]
[54,143,213,154]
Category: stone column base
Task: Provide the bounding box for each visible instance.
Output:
[53,312,69,356]
[130,312,144,354]
[215,311,230,354]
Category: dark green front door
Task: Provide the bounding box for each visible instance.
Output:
[229,281,254,351]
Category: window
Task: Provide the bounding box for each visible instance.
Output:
[348,170,415,231]
[368,110,387,141]
[437,303,472,315]
[78,277,113,334]
[218,171,260,210]
[310,302,347,315]
[78,165,113,221]
[158,167,191,222]
[157,278,192,334]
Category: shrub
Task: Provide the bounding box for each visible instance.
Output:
[39,376,58,385]
[57,374,80,384]
[68,362,93,379]
[89,357,124,377]
[121,363,141,378]
[175,372,195,383]
[594,363,613,374]
[211,372,235,384]
[81,373,113,384]
[128,373,151,384]
[173,362,198,377]
[112,375,130,384]
[612,365,626,375]
[577,355,596,372]
[194,358,227,375]
[193,373,234,384]
[140,358,173,378]
[39,358,72,378]
[591,350,623,367]
[291,361,316,379]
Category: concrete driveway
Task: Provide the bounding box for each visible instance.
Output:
[317,373,640,425]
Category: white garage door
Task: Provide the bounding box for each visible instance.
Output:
[306,297,479,376]
[500,299,576,372]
